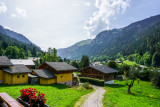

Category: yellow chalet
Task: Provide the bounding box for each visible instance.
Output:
[33,62,77,86]
[0,56,31,85]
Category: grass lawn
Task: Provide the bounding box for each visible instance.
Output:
[103,80,160,107]
[0,84,92,107]
[121,60,139,66]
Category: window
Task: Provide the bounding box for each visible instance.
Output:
[17,75,20,78]
[61,75,63,78]
[22,75,25,78]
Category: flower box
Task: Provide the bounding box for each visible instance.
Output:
[17,97,49,107]
[18,88,49,107]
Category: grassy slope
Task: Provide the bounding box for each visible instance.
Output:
[103,80,160,107]
[0,84,91,107]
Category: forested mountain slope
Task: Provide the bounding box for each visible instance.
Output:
[0,25,41,52]
[58,14,160,61]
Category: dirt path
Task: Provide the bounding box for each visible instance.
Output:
[82,85,105,107]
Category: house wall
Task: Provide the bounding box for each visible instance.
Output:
[12,74,28,84]
[56,72,72,83]
[48,78,56,84]
[4,72,12,84]
[0,70,4,83]
[40,78,56,85]
[81,67,115,82]
[104,73,114,81]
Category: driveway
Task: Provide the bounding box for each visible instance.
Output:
[82,85,105,107]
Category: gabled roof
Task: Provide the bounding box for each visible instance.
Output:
[45,62,77,71]
[33,69,57,79]
[10,59,35,66]
[3,64,32,74]
[0,56,13,66]
[81,65,118,74]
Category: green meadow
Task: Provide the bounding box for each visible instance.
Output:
[103,80,160,107]
[0,84,92,107]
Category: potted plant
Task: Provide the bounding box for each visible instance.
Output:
[17,88,49,107]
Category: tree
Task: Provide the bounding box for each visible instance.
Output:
[152,52,160,67]
[143,52,151,66]
[107,60,117,69]
[5,46,13,59]
[19,48,26,59]
[125,66,139,94]
[57,56,63,62]
[12,46,19,59]
[80,55,90,69]
[32,47,37,57]
[151,70,160,88]
[2,41,8,49]
[0,46,4,56]
[70,60,79,70]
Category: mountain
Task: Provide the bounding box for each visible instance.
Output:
[0,25,41,51]
[57,14,160,60]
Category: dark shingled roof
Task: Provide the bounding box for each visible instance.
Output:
[90,65,118,74]
[45,62,77,71]
[33,69,57,79]
[3,64,31,74]
[0,56,13,66]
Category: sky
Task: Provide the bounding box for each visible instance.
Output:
[0,0,160,51]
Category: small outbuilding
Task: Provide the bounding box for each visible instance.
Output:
[80,65,118,84]
[33,69,57,85]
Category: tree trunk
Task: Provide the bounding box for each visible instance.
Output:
[127,85,131,93]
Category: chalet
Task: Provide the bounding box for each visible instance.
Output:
[0,56,31,84]
[80,65,118,84]
[32,62,77,86]
[10,59,35,69]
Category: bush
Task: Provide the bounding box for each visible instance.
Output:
[79,77,104,86]
[151,71,160,88]
[82,82,93,89]
[139,70,151,81]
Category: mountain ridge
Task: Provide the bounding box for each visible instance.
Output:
[57,14,160,60]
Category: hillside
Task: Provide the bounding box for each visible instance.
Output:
[0,25,41,51]
[57,14,160,60]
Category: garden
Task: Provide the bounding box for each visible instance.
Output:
[0,84,92,107]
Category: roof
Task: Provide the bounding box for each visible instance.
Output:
[45,62,77,71]
[10,59,35,66]
[33,69,57,79]
[0,56,13,66]
[85,65,118,74]
[3,64,32,74]
[28,74,38,78]
[28,57,40,61]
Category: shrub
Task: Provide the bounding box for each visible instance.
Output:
[139,70,151,81]
[19,88,46,107]
[82,82,93,89]
[79,77,104,86]
[151,71,160,88]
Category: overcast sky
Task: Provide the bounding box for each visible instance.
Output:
[0,0,160,51]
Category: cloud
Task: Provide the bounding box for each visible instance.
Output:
[84,0,131,36]
[72,3,80,7]
[85,2,91,6]
[4,26,12,30]
[0,2,7,14]
[11,8,27,18]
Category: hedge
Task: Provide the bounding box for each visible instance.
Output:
[79,77,104,86]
